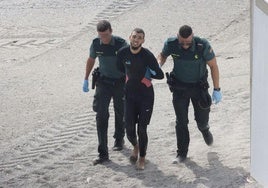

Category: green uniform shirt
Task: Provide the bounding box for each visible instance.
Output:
[161,36,215,83]
[90,35,127,79]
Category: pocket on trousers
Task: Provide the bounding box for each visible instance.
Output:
[198,90,212,109]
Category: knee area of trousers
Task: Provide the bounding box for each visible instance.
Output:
[197,124,210,132]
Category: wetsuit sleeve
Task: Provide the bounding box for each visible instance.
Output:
[147,52,164,80]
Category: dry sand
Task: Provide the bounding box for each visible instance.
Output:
[0,0,263,187]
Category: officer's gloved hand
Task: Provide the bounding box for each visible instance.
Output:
[144,68,151,79]
[145,67,156,79]
[212,90,222,104]
[149,69,157,81]
[83,80,89,92]
[149,69,156,75]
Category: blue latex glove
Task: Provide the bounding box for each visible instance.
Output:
[149,69,156,76]
[212,90,222,104]
[144,67,156,80]
[144,68,151,79]
[83,80,89,92]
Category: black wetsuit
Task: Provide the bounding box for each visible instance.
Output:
[117,46,164,157]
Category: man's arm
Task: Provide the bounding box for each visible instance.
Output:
[84,57,95,80]
[148,53,164,80]
[157,52,167,67]
[207,57,220,89]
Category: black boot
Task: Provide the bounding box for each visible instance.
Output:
[112,139,125,151]
[93,156,109,165]
[202,129,213,146]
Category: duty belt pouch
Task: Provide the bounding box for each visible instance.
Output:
[165,72,177,92]
[198,79,212,109]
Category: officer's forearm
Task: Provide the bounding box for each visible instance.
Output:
[210,65,220,89]
[84,57,95,80]
[157,53,167,67]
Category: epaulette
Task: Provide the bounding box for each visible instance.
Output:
[194,37,205,52]
[196,43,204,52]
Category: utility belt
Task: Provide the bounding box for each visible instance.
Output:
[166,71,211,109]
[174,80,199,88]
[92,67,125,89]
[98,75,125,86]
[165,72,200,91]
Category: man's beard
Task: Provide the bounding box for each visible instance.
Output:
[130,43,141,51]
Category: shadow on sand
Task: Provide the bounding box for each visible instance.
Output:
[103,150,250,187]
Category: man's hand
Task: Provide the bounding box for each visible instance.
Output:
[149,69,156,75]
[212,90,222,104]
[144,67,156,80]
[83,80,89,92]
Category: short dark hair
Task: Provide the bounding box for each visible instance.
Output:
[132,28,145,38]
[179,25,192,38]
[97,20,112,32]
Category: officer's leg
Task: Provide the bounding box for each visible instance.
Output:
[112,84,125,141]
[93,83,112,159]
[191,93,213,145]
[191,94,210,132]
[172,90,190,158]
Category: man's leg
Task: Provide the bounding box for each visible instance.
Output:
[93,84,112,165]
[172,90,190,163]
[137,93,153,157]
[112,84,125,150]
[192,97,213,145]
[125,95,139,162]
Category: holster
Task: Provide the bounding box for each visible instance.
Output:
[165,72,176,92]
[92,67,100,89]
[166,72,198,92]
[198,70,212,109]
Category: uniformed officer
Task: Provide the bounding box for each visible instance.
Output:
[157,25,222,163]
[83,20,127,165]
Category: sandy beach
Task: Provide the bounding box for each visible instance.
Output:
[0,0,263,187]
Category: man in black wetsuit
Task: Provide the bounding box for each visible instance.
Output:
[117,28,164,170]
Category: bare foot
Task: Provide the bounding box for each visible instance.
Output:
[129,144,139,163]
[136,157,145,170]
